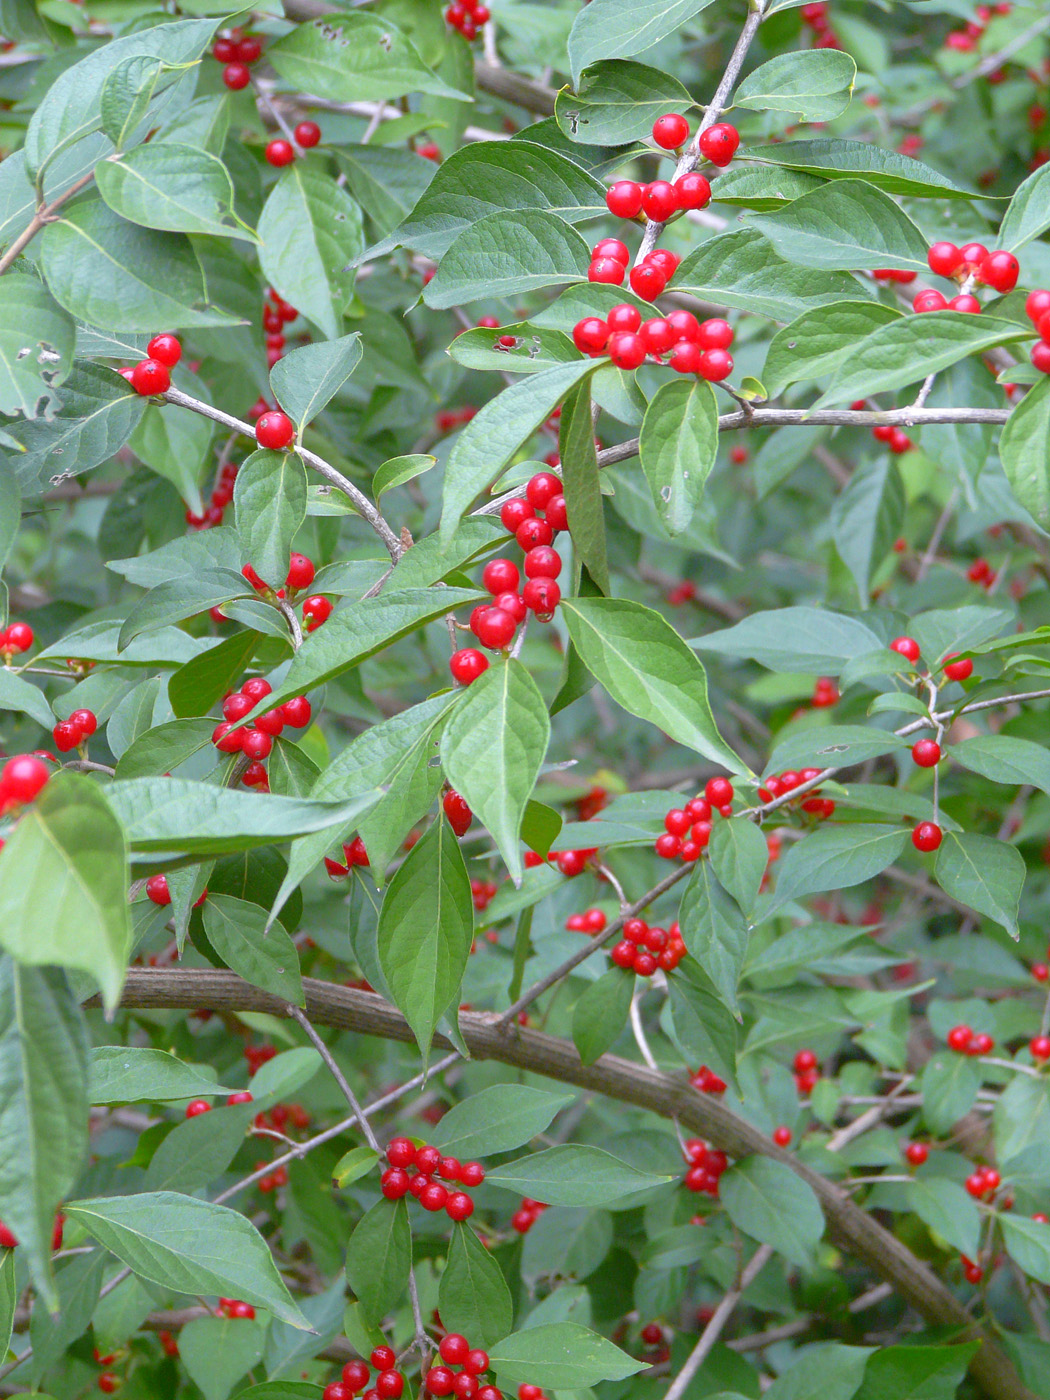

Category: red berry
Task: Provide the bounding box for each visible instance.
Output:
[98,1376,118,1394]
[943,654,973,681]
[629,263,667,300]
[223,62,251,89]
[641,180,679,222]
[772,1126,792,1147]
[242,677,272,702]
[242,729,272,761]
[971,1032,994,1056]
[979,250,1019,292]
[500,497,533,533]
[608,331,647,370]
[960,242,988,269]
[255,708,285,737]
[669,342,702,374]
[698,123,739,166]
[699,318,733,349]
[386,1136,415,1168]
[52,720,80,752]
[427,1369,455,1396]
[1031,342,1050,374]
[606,181,644,219]
[256,410,295,450]
[544,494,568,531]
[640,1322,664,1346]
[905,1142,929,1165]
[185,1099,211,1117]
[3,621,33,653]
[147,333,182,367]
[1034,963,1050,983]
[1030,1035,1050,1061]
[641,318,675,354]
[465,1351,489,1376]
[453,1380,478,1400]
[698,348,732,381]
[228,1090,253,1104]
[1,754,50,805]
[947,1024,974,1052]
[675,172,711,209]
[793,1049,817,1072]
[948,294,981,313]
[303,595,332,627]
[482,558,520,595]
[130,358,170,395]
[266,139,295,167]
[704,777,733,806]
[655,832,681,859]
[286,553,315,590]
[912,822,942,853]
[295,120,322,148]
[344,1361,372,1391]
[450,649,489,685]
[146,874,171,906]
[573,317,610,356]
[592,238,630,263]
[446,1191,474,1220]
[516,517,554,549]
[281,696,312,727]
[440,1335,470,1365]
[913,289,948,314]
[1026,289,1050,322]
[236,36,262,63]
[372,1348,396,1372]
[911,739,941,767]
[927,242,963,276]
[524,546,561,579]
[525,471,562,510]
[653,114,689,151]
[443,790,473,836]
[889,636,921,663]
[588,257,625,285]
[522,576,560,617]
[377,1373,404,1399]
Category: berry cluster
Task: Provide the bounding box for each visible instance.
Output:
[0,753,51,811]
[325,836,370,879]
[212,676,312,786]
[470,877,499,910]
[424,1335,493,1399]
[244,1042,277,1074]
[967,556,997,589]
[511,1197,549,1233]
[654,776,734,862]
[800,2,843,48]
[187,453,239,531]
[946,1024,995,1056]
[943,3,1012,52]
[667,580,697,606]
[964,1164,1002,1200]
[914,242,1019,318]
[811,676,839,708]
[122,332,182,397]
[691,1064,727,1094]
[95,1347,120,1393]
[1021,288,1050,374]
[380,1137,483,1221]
[254,1158,289,1193]
[145,875,207,908]
[213,27,264,92]
[0,619,33,658]
[444,0,490,41]
[609,918,686,976]
[682,1138,729,1198]
[759,768,835,821]
[260,285,302,371]
[573,303,735,380]
[265,120,322,170]
[242,550,316,597]
[565,907,607,934]
[51,706,97,754]
[324,1347,408,1400]
[870,421,914,455]
[217,1297,256,1320]
[793,1048,820,1095]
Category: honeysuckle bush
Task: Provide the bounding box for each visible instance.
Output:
[6,2,1050,1399]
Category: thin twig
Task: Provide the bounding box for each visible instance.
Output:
[663,1246,774,1400]
[288,1005,381,1151]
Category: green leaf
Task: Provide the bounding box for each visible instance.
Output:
[766,1345,872,1400]
[0,1250,15,1361]
[89,1046,228,1105]
[853,1344,978,1400]
[332,1145,380,1189]
[667,971,738,1089]
[106,777,379,855]
[572,967,633,1064]
[433,1086,575,1159]
[520,800,562,861]
[485,1145,671,1206]
[0,273,74,418]
[744,921,869,978]
[735,50,856,121]
[768,824,908,914]
[762,301,901,398]
[747,138,976,199]
[568,0,716,85]
[0,470,17,571]
[767,725,908,776]
[719,1156,824,1265]
[373,454,435,502]
[28,1249,104,1384]
[671,229,867,322]
[95,144,248,239]
[40,197,239,332]
[129,397,216,513]
[65,1192,309,1328]
[0,774,130,1011]
[99,54,167,150]
[490,1322,645,1389]
[203,894,304,1005]
[0,360,146,494]
[747,179,930,272]
[1000,379,1050,526]
[1001,1215,1050,1286]
[449,323,578,376]
[246,588,485,715]
[813,314,1029,409]
[440,1224,514,1349]
[999,163,1050,253]
[639,378,718,536]
[114,717,216,780]
[439,360,598,546]
[560,378,610,593]
[269,12,467,104]
[679,861,749,1016]
[0,668,57,730]
[336,144,436,235]
[556,60,691,145]
[257,166,363,341]
[560,596,747,773]
[906,1179,981,1258]
[425,209,590,308]
[233,450,308,592]
[952,734,1050,798]
[345,1197,411,1326]
[179,1315,267,1400]
[144,1101,258,1196]
[372,141,606,263]
[920,1051,979,1136]
[169,628,260,719]
[710,817,769,917]
[118,568,252,650]
[377,819,473,1058]
[0,960,88,1305]
[832,459,906,600]
[934,832,1024,936]
[693,606,882,675]
[269,333,362,434]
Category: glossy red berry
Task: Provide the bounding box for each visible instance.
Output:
[236,36,262,63]
[386,1136,415,1168]
[281,696,312,727]
[943,653,973,681]
[641,318,675,354]
[53,720,80,752]
[698,123,739,165]
[675,172,711,209]
[286,553,315,590]
[911,739,941,767]
[524,546,561,579]
[344,1361,372,1391]
[979,250,1019,292]
[500,497,533,533]
[927,242,962,276]
[427,1369,455,1396]
[256,411,295,450]
[266,139,295,167]
[516,517,554,549]
[905,1142,929,1165]
[772,1126,792,1147]
[913,289,948,314]
[146,874,171,906]
[371,1348,396,1372]
[544,494,568,531]
[947,1024,974,1053]
[948,293,981,314]
[130,358,170,395]
[606,181,644,219]
[1031,342,1050,373]
[699,318,733,349]
[185,1099,211,1117]
[443,790,473,835]
[670,341,702,374]
[959,242,988,270]
[1030,1035,1050,1061]
[704,777,733,806]
[2,621,33,652]
[698,348,733,381]
[912,821,942,852]
[295,120,322,148]
[641,180,679,222]
[608,331,647,370]
[446,1191,474,1220]
[450,649,489,685]
[1,754,50,804]
[588,257,626,285]
[223,62,251,89]
[629,263,667,300]
[1026,289,1050,322]
[440,1335,470,1365]
[69,708,97,736]
[303,595,332,628]
[147,333,182,367]
[592,238,630,264]
[889,636,921,663]
[573,317,610,356]
[526,471,562,510]
[653,113,690,148]
[522,577,560,617]
[465,1351,489,1376]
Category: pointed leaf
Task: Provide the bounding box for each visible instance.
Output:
[747,179,930,272]
[269,333,362,434]
[432,1086,575,1159]
[203,895,304,1005]
[679,861,748,1015]
[345,1198,411,1325]
[95,144,248,239]
[934,832,1024,936]
[440,1224,514,1349]
[720,1156,824,1265]
[233,451,308,592]
[639,378,718,536]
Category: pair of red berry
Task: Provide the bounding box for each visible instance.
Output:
[0,1213,64,1251]
[325,1347,407,1400]
[185,1088,252,1118]
[146,875,207,908]
[1021,288,1050,373]
[217,1297,256,1319]
[425,1334,491,1399]
[692,1064,727,1094]
[871,422,914,454]
[682,1138,728,1197]
[610,919,686,976]
[565,907,607,934]
[123,333,183,396]
[946,1024,995,1055]
[793,1047,819,1095]
[811,676,838,708]
[586,236,684,300]
[243,552,316,595]
[444,0,489,39]
[511,1197,548,1233]
[324,836,370,879]
[214,28,263,92]
[264,121,322,169]
[0,619,33,656]
[52,707,98,753]
[381,1137,483,1221]
[964,1164,1002,1200]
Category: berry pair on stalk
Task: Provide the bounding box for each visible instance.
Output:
[264,121,322,169]
[123,333,182,396]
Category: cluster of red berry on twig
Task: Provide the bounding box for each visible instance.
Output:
[609,919,686,976]
[324,1346,408,1400]
[52,707,98,754]
[682,1138,728,1198]
[121,332,182,397]
[946,1024,995,1056]
[793,1048,820,1096]
[573,301,735,380]
[213,27,263,91]
[799,2,843,48]
[943,2,1012,52]
[654,776,734,862]
[380,1137,483,1221]
[444,0,489,41]
[212,673,313,785]
[265,120,322,169]
[424,1335,495,1400]
[913,242,1019,317]
[759,768,835,821]
[325,837,370,879]
[511,1196,548,1233]
[692,1065,727,1094]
